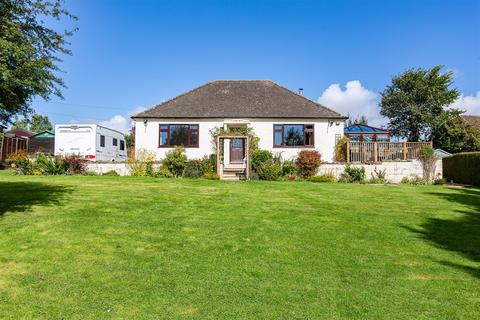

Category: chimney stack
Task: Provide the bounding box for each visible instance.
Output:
[298,88,304,95]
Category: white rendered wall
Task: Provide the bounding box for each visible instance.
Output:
[134,118,344,162]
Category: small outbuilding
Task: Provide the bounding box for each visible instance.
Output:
[344,124,391,142]
[28,130,55,155]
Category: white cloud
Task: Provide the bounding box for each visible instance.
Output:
[100,115,129,133]
[318,80,385,127]
[450,91,480,115]
[98,106,147,133]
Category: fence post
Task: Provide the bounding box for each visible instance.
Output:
[346,141,350,163]
[374,142,378,163]
[403,142,407,160]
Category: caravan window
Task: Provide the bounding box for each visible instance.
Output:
[120,140,125,151]
[113,138,118,146]
[100,135,105,147]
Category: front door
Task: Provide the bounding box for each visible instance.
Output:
[230,139,245,164]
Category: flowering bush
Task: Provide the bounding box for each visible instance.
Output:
[295,150,322,178]
[64,154,87,174]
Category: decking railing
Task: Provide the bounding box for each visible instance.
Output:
[347,141,432,163]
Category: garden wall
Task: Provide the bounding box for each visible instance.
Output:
[318,160,443,183]
[87,160,443,183]
[86,162,131,176]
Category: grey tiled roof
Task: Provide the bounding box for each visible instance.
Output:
[133,80,345,119]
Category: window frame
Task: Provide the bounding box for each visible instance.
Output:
[273,124,315,148]
[112,138,118,146]
[120,140,125,151]
[100,135,105,147]
[158,124,199,148]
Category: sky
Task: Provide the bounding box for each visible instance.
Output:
[31,0,480,132]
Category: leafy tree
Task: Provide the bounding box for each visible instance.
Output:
[125,126,135,148]
[0,0,77,126]
[12,113,52,132]
[346,115,368,127]
[30,113,52,132]
[380,66,460,141]
[431,113,480,153]
[12,117,29,130]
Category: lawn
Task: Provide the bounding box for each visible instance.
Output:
[0,171,478,319]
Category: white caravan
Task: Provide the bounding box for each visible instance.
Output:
[55,124,127,161]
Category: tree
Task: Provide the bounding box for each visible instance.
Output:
[12,117,29,130]
[0,0,77,126]
[30,113,52,132]
[380,66,460,141]
[431,113,480,153]
[125,126,135,148]
[12,113,52,132]
[346,115,368,127]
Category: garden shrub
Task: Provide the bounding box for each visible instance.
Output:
[163,146,187,177]
[335,136,349,162]
[83,171,97,176]
[308,173,336,183]
[295,150,322,178]
[7,151,32,175]
[64,154,87,174]
[257,159,283,181]
[340,165,366,183]
[35,154,67,175]
[183,160,204,178]
[203,172,220,180]
[251,149,273,172]
[200,154,216,174]
[127,148,157,176]
[409,175,428,185]
[443,152,480,186]
[368,168,387,184]
[157,165,174,178]
[282,160,297,176]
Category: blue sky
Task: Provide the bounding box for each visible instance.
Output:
[32,0,480,132]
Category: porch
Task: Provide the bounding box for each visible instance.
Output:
[215,134,251,181]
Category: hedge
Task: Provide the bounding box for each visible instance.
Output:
[443,152,480,186]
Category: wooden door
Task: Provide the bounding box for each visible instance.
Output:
[229,139,245,163]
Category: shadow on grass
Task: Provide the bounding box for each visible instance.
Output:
[407,187,480,278]
[0,181,70,216]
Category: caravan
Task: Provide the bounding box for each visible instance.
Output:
[55,124,127,161]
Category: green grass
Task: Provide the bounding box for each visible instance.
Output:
[0,171,479,319]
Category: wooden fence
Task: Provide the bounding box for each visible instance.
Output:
[347,141,432,163]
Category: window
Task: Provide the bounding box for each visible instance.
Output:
[273,124,314,147]
[159,124,199,147]
[120,140,125,150]
[113,138,118,146]
[100,135,105,147]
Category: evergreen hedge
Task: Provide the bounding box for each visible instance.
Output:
[443,152,480,186]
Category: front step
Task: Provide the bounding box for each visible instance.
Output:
[220,163,247,181]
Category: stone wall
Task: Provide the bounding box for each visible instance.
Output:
[86,162,131,176]
[318,160,443,183]
[86,160,443,183]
